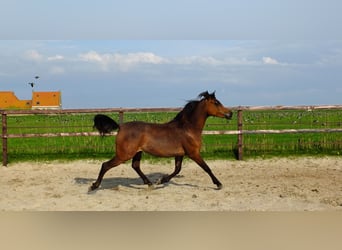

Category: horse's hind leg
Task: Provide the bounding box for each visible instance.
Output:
[131,151,153,186]
[157,156,183,184]
[89,156,124,191]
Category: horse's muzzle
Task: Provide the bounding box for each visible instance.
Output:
[225,112,233,120]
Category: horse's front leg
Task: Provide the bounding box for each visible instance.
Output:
[157,156,183,184]
[189,154,222,190]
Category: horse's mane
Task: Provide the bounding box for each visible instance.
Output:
[170,91,215,124]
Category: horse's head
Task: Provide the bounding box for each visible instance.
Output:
[199,91,233,119]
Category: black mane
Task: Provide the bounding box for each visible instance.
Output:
[170,91,215,124]
[171,100,200,123]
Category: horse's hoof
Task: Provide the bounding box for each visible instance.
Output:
[88,183,98,193]
[216,184,223,190]
[147,184,155,190]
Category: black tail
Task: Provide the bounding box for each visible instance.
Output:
[93,114,120,136]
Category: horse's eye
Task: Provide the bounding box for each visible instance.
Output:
[214,100,220,106]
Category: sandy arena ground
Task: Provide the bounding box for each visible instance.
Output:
[0,157,342,211]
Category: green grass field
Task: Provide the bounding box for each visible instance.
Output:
[1,109,342,163]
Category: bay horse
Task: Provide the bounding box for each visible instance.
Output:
[90,91,233,191]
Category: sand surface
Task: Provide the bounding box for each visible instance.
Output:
[1,157,342,211]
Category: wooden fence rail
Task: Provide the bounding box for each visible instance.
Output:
[1,105,342,166]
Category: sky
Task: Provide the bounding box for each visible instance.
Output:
[0,1,341,109]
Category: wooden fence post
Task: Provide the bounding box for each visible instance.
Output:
[2,112,8,166]
[119,111,124,125]
[237,109,243,160]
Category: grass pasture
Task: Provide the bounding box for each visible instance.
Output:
[1,108,342,163]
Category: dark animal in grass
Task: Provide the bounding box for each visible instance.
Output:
[93,114,119,136]
[90,91,233,191]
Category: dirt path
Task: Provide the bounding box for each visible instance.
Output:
[1,157,341,211]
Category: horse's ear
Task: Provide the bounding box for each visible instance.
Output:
[210,91,216,99]
[198,91,210,99]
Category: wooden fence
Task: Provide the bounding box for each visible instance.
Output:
[1,105,342,166]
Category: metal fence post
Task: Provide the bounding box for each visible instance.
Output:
[2,112,8,166]
[237,109,243,160]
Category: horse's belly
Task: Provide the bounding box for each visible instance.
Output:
[141,138,185,157]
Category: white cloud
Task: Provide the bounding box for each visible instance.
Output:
[174,55,260,67]
[116,52,167,65]
[25,50,64,62]
[78,51,168,71]
[23,49,285,78]
[176,56,222,66]
[25,49,44,61]
[47,55,64,61]
[79,51,106,63]
[262,56,279,65]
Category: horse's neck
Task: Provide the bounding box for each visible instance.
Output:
[188,103,208,132]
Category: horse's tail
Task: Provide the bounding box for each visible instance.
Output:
[93,114,120,136]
